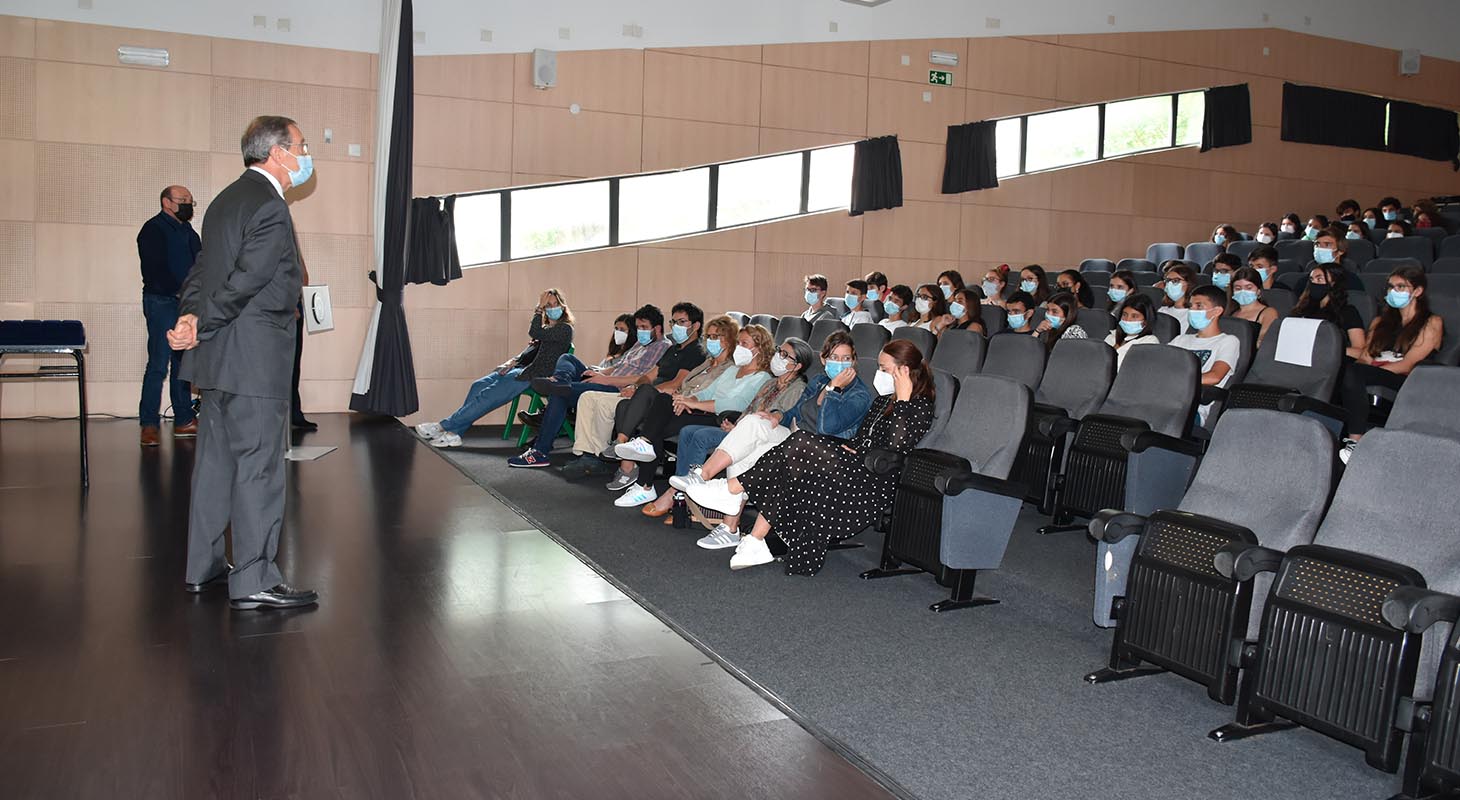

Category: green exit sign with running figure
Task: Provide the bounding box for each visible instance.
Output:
[928,69,953,86]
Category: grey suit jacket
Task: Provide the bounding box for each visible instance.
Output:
[179,169,301,400]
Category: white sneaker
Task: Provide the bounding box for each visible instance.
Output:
[696,524,742,550]
[614,484,658,508]
[614,437,658,462]
[685,478,745,515]
[415,421,444,439]
[729,535,774,570]
[668,467,704,493]
[1339,437,1357,465]
[429,432,462,448]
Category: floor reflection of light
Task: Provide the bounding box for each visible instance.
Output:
[442,526,627,625]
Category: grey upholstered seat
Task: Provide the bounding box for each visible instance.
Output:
[1363,256,1424,275]
[1275,239,1313,264]
[1075,308,1111,342]
[1260,287,1295,316]
[1379,235,1435,269]
[891,325,936,360]
[850,322,890,360]
[1387,365,1460,436]
[1227,317,1344,434]
[1184,242,1222,267]
[981,332,1046,391]
[1011,339,1115,512]
[1146,243,1183,263]
[774,315,809,345]
[930,329,985,378]
[918,369,959,449]
[748,314,778,336]
[1080,258,1115,273]
[808,319,848,352]
[1344,237,1376,269]
[726,311,749,326]
[1441,234,1460,260]
[1098,344,1199,438]
[979,304,1007,335]
[1117,258,1156,273]
[1433,257,1460,275]
[1227,240,1259,262]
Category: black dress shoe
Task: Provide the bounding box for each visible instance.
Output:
[230,584,319,611]
[518,410,544,428]
[184,564,233,594]
[291,417,318,432]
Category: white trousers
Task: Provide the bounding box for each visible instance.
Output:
[718,413,792,478]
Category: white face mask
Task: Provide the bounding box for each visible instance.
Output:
[732,345,754,366]
[873,370,896,396]
[769,353,791,376]
[914,298,932,315]
[1255,232,1274,244]
[1281,223,1296,234]
[612,329,628,346]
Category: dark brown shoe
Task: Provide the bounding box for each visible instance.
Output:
[173,419,198,438]
[140,426,160,447]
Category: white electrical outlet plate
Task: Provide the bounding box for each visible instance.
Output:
[900,54,910,66]
[277,17,291,32]
[323,128,333,144]
[348,143,361,157]
[480,29,492,42]
[253,15,266,28]
[829,21,838,33]
[1263,47,1270,56]
[558,27,571,40]
[922,91,932,103]
[985,17,1000,29]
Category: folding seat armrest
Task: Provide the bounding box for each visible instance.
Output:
[1200,385,1230,405]
[864,448,904,475]
[1088,509,1147,543]
[1213,542,1284,581]
[1120,430,1204,457]
[1275,393,1346,423]
[1038,415,1078,438]
[933,469,1026,500]
[1382,587,1460,634]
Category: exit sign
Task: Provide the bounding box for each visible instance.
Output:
[928,69,953,86]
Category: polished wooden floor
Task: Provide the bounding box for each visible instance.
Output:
[0,415,894,800]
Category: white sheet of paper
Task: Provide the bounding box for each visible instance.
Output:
[302,285,334,333]
[1274,316,1321,367]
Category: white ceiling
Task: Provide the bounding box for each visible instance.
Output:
[5,0,1460,62]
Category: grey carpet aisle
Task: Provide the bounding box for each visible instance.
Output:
[433,426,1399,800]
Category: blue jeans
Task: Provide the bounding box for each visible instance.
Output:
[531,382,619,452]
[552,353,590,380]
[676,425,728,476]
[140,293,193,427]
[440,367,528,434]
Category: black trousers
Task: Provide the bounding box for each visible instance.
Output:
[637,392,718,473]
[613,385,661,439]
[1339,362,1407,435]
[290,310,305,423]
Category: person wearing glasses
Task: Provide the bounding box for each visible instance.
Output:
[167,115,318,610]
[137,185,202,446]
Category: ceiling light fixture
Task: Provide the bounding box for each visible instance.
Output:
[838,0,894,7]
[117,46,169,67]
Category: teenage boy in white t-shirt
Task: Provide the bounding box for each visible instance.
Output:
[1167,284,1241,426]
[841,279,875,326]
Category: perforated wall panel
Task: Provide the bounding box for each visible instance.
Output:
[0,221,34,303]
[210,77,374,163]
[36,301,146,384]
[408,308,509,381]
[0,57,35,139]
[296,232,371,308]
[36,143,212,227]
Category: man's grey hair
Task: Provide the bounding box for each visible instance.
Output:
[240,115,297,166]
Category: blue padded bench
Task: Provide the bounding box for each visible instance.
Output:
[0,320,89,487]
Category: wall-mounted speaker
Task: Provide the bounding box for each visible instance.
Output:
[1400,48,1421,76]
[533,48,557,89]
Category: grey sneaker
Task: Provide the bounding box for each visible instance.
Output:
[414,421,444,439]
[696,524,742,550]
[606,466,639,491]
[598,443,621,461]
[668,467,704,493]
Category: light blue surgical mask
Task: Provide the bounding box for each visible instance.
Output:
[1107,287,1128,303]
[1118,319,1145,336]
[1007,312,1027,329]
[1045,313,1064,330]
[1346,231,1361,240]
[823,359,850,379]
[1164,281,1185,301]
[1212,272,1231,289]
[1313,246,1335,264]
[1233,289,1258,306]
[1365,218,1379,229]
[948,301,966,319]
[705,338,723,357]
[1255,266,1270,282]
[1020,279,1038,294]
[804,289,820,306]
[544,305,564,320]
[1187,309,1213,331]
[1384,210,1399,221]
[284,150,313,187]
[1213,234,1227,245]
[883,300,900,316]
[1304,226,1319,240]
[670,323,690,344]
[866,288,879,303]
[982,280,1000,297]
[1386,289,1412,309]
[844,293,861,310]
[939,284,954,299]
[636,329,653,346]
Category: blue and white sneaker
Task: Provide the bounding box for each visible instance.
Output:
[507,448,551,468]
[613,483,658,508]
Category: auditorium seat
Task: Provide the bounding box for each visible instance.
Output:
[749,313,779,336]
[1440,234,1460,260]
[808,319,848,351]
[929,329,985,378]
[1380,236,1436,269]
[1146,243,1183,263]
[892,326,936,360]
[1261,287,1295,316]
[1432,257,1460,275]
[1345,237,1376,269]
[1222,317,1345,435]
[1275,239,1314,264]
[1080,258,1115,273]
[1387,365,1460,436]
[979,304,1007,335]
[1010,339,1114,514]
[981,332,1047,391]
[775,315,809,345]
[1227,240,1260,262]
[727,311,750,326]
[1184,242,1222,267]
[850,322,889,359]
[1117,258,1156,273]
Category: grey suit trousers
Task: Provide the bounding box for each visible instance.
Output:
[185,390,287,598]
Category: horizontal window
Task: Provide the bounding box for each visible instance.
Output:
[509,181,610,260]
[717,152,804,228]
[452,192,501,267]
[1025,105,1099,172]
[995,118,1022,178]
[1104,95,1174,158]
[618,168,710,245]
[807,144,855,212]
[1175,91,1204,146]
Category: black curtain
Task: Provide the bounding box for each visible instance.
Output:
[350,0,418,417]
[941,120,999,193]
[1200,83,1252,152]
[403,195,462,286]
[849,135,902,216]
[1387,100,1460,170]
[1280,82,1386,151]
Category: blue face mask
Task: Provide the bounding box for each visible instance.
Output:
[544,305,564,320]
[866,288,879,303]
[1386,289,1412,309]
[1212,272,1231,289]
[636,329,653,346]
[883,300,900,316]
[1118,319,1145,336]
[1365,218,1378,229]
[1313,246,1335,264]
[1187,309,1213,331]
[1007,312,1027,329]
[844,293,861,310]
[283,150,313,187]
[670,323,691,344]
[1255,266,1270,282]
[1045,313,1064,330]
[948,301,966,319]
[982,280,1000,297]
[1384,210,1399,221]
[804,290,820,306]
[823,360,850,379]
[1164,281,1185,301]
[1346,231,1361,240]
[1305,226,1319,240]
[1233,289,1258,306]
[705,338,723,357]
[1213,234,1227,245]
[1020,279,1038,294]
[939,284,954,299]
[1107,287,1128,303]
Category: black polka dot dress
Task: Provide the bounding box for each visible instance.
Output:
[738,394,934,576]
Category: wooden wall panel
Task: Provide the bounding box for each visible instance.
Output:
[35,19,210,74]
[762,41,869,76]
[868,38,969,85]
[861,201,963,261]
[414,54,514,102]
[642,116,760,170]
[211,38,373,90]
[643,51,762,126]
[0,15,34,58]
[35,61,210,151]
[1054,47,1141,104]
[511,104,642,178]
[512,49,644,115]
[965,37,1059,100]
[412,95,513,172]
[0,139,34,220]
[636,248,758,314]
[33,223,138,304]
[759,65,867,137]
[865,78,964,144]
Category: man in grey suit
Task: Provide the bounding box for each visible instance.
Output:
[168,115,319,610]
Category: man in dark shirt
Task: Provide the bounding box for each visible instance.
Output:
[136,185,201,446]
